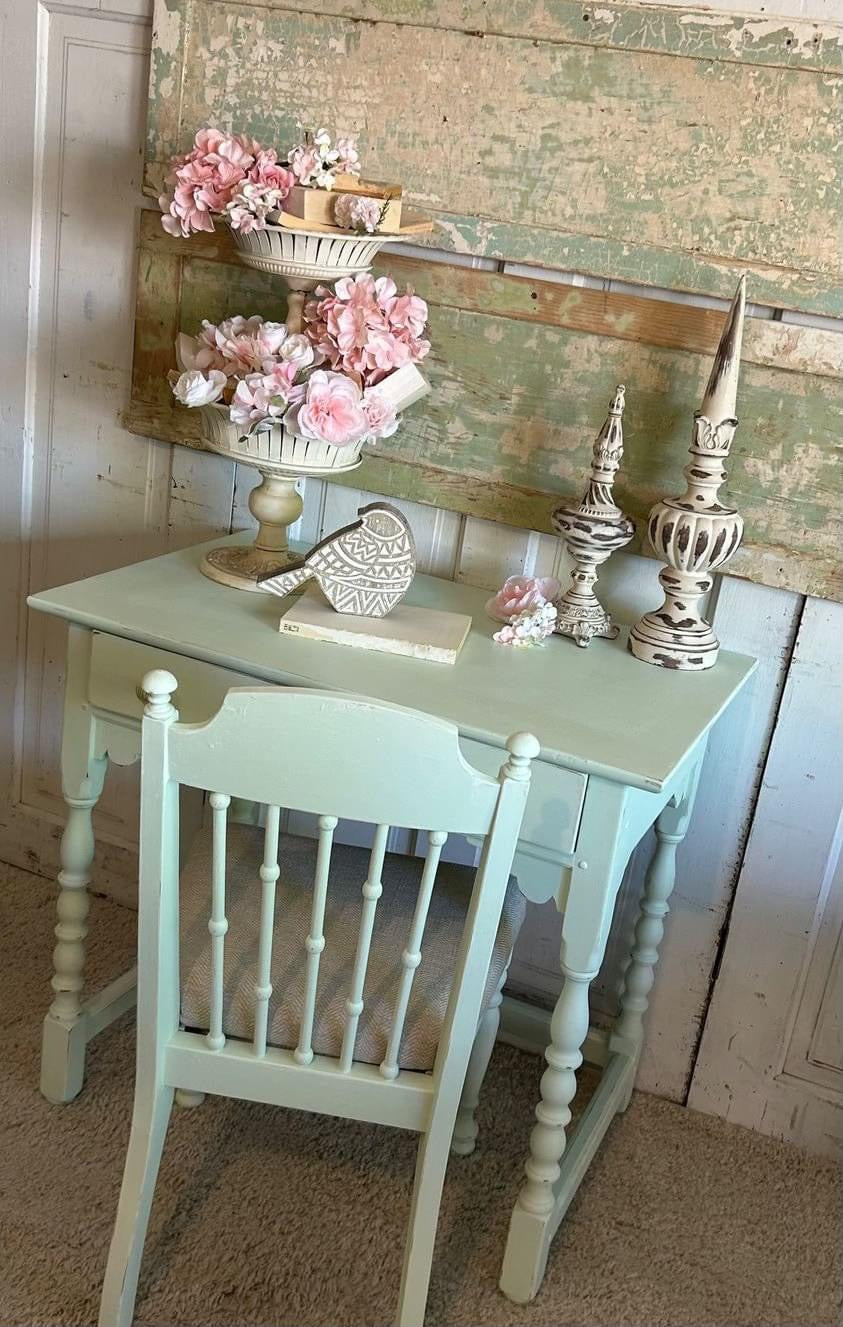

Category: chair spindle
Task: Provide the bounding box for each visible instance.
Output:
[380,830,447,1080]
[295,814,337,1065]
[339,823,389,1071]
[252,805,281,1057]
[207,792,230,1051]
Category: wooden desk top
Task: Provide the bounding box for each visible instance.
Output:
[28,534,756,793]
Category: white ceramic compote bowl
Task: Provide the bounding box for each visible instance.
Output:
[197,222,406,592]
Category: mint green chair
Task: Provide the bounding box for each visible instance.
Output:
[98,671,538,1327]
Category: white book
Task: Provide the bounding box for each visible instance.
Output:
[278,590,471,665]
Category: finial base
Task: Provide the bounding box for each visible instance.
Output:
[628,569,719,670]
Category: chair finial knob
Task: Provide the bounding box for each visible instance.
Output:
[505,731,540,779]
[141,670,178,720]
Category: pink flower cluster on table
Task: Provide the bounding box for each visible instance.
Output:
[304,273,430,387]
[486,575,561,624]
[159,129,294,237]
[493,601,558,647]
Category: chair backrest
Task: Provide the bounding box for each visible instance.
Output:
[137,669,538,1093]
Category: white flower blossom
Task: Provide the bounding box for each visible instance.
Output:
[171,369,226,408]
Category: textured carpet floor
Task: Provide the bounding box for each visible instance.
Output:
[0,861,840,1327]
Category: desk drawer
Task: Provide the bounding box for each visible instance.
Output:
[461,738,586,859]
[88,632,587,857]
[88,632,252,724]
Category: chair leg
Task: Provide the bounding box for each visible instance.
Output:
[396,1128,453,1327]
[451,966,507,1157]
[99,1082,174,1327]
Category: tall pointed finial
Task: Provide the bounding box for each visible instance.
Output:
[629,274,749,671]
[700,274,746,425]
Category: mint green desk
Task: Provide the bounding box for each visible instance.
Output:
[28,534,755,1304]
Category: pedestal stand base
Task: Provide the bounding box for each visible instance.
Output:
[200,543,301,592]
[555,603,619,649]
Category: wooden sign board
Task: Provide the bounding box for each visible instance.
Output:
[146,0,842,315]
[127,216,842,600]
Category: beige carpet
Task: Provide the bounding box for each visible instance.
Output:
[0,862,840,1327]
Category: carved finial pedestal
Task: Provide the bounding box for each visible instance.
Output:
[551,385,635,648]
[629,276,747,671]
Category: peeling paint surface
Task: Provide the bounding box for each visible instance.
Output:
[144,1,842,315]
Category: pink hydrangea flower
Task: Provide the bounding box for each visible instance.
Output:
[486,575,561,624]
[303,273,430,388]
[333,193,383,233]
[159,129,293,237]
[284,370,369,447]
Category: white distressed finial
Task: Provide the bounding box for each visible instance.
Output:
[551,385,635,647]
[700,274,746,426]
[141,670,178,720]
[628,273,749,671]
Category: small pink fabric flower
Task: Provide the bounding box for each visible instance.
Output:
[285,370,368,447]
[486,575,561,624]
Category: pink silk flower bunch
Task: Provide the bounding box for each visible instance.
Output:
[171,316,315,425]
[170,316,399,445]
[159,129,294,237]
[304,273,431,387]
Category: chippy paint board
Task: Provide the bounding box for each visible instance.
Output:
[146,0,841,315]
[278,590,472,664]
[127,216,843,602]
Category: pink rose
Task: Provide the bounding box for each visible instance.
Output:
[284,370,368,447]
[361,388,398,440]
[486,575,561,624]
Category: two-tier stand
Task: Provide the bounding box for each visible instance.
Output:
[199,224,405,591]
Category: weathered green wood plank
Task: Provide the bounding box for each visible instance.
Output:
[147,0,842,314]
[126,214,843,600]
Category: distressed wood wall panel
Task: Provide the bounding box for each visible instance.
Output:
[127,215,843,599]
[146,0,842,313]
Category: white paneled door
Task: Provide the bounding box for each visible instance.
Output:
[689,600,843,1157]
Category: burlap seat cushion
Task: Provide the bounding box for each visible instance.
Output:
[180,825,525,1073]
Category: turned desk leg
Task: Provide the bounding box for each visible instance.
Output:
[41,756,108,1103]
[499,764,705,1304]
[611,790,696,1110]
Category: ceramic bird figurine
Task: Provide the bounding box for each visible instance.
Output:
[259,502,416,617]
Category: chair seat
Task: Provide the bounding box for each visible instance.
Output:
[180,825,525,1073]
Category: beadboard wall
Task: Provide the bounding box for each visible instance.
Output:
[1,0,840,1153]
